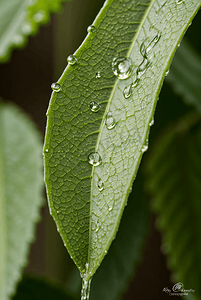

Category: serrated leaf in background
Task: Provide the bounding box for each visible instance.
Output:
[146,113,201,300]
[0,0,69,63]
[166,38,201,113]
[67,170,150,300]
[12,276,75,300]
[0,103,44,300]
[44,0,201,287]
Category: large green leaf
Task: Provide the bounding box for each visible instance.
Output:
[166,38,201,113]
[0,103,44,300]
[0,0,68,63]
[44,0,201,285]
[146,113,201,300]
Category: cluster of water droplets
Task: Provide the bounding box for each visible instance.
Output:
[123,27,161,99]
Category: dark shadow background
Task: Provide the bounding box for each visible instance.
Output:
[0,1,200,299]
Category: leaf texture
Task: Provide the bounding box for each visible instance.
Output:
[0,0,68,63]
[67,170,149,300]
[166,38,201,113]
[44,0,201,279]
[0,103,44,300]
[146,113,201,300]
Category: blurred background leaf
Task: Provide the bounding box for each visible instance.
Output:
[146,113,201,300]
[0,0,69,63]
[0,103,44,300]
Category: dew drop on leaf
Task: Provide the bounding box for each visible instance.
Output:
[97,178,104,191]
[89,101,101,112]
[105,112,116,129]
[22,23,32,34]
[51,83,61,92]
[149,119,154,126]
[33,10,45,22]
[141,145,148,152]
[88,152,102,166]
[45,149,49,153]
[165,70,169,76]
[112,57,132,79]
[96,71,101,78]
[123,84,132,99]
[87,25,96,33]
[67,54,77,65]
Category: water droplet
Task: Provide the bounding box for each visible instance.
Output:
[87,25,96,33]
[22,23,32,34]
[112,57,132,79]
[45,149,49,153]
[51,83,61,92]
[123,84,132,99]
[108,205,113,211]
[97,178,104,191]
[105,112,116,129]
[176,0,184,4]
[149,119,154,126]
[88,152,102,166]
[165,70,169,76]
[33,10,45,22]
[141,145,148,152]
[89,101,100,112]
[96,71,101,78]
[104,250,107,254]
[67,54,77,65]
[136,58,151,78]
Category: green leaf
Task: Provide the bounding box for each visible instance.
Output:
[166,38,201,113]
[0,103,44,300]
[0,0,68,63]
[146,113,201,300]
[13,276,75,300]
[67,170,149,300]
[44,0,201,281]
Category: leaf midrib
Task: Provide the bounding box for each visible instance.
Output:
[88,0,154,270]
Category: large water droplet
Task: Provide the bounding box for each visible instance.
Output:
[90,101,100,112]
[67,54,77,65]
[105,112,116,129]
[88,152,102,166]
[112,57,132,79]
[97,178,104,191]
[51,83,61,92]
[96,71,101,78]
[87,25,96,33]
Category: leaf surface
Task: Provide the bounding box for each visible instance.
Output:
[146,113,201,300]
[0,103,44,300]
[44,0,201,279]
[0,0,68,63]
[67,170,149,300]
[166,38,201,113]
